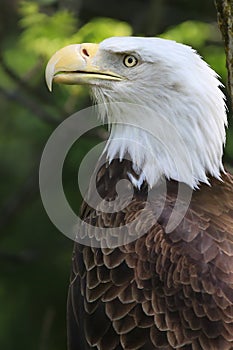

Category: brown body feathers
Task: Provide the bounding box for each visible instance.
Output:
[67,159,233,350]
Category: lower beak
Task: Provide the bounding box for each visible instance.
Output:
[45,43,123,91]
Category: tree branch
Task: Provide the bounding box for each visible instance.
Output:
[0,86,60,126]
[215,0,233,109]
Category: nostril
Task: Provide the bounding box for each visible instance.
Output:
[82,48,89,57]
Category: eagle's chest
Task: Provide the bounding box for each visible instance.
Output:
[69,161,233,349]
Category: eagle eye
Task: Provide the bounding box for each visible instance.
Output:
[123,55,138,68]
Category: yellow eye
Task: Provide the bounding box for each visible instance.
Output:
[123,55,138,68]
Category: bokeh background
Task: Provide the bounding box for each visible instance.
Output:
[0,1,232,349]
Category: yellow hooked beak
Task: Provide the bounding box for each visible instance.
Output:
[45,43,123,91]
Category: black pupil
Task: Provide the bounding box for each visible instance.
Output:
[128,57,133,64]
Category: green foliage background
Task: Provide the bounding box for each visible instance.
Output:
[0,1,232,349]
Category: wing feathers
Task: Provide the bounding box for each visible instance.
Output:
[68,160,233,349]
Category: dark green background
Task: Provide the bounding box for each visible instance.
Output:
[0,1,232,349]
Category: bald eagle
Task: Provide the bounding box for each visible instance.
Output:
[46,37,233,350]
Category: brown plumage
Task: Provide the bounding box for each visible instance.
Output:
[67,158,233,350]
[44,36,233,350]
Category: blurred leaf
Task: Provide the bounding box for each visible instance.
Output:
[160,20,213,47]
[70,17,132,43]
[19,2,132,59]
[19,1,77,57]
[3,46,38,77]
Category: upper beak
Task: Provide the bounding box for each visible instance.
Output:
[45,43,123,91]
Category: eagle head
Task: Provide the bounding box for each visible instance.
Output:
[46,36,227,189]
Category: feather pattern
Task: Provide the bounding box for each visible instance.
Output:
[67,159,233,350]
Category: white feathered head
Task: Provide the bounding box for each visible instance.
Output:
[46,36,227,189]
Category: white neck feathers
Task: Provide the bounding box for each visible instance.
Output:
[91,38,227,189]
